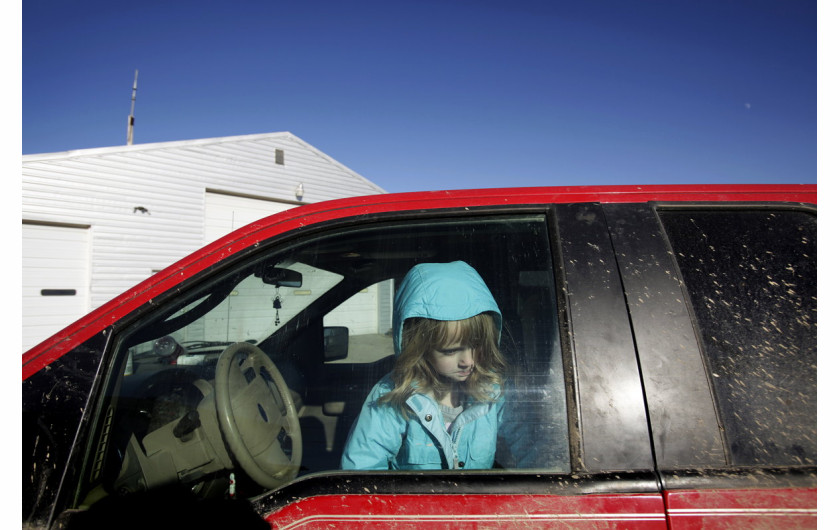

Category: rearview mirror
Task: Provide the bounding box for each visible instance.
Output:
[259,265,303,287]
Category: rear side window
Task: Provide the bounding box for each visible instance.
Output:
[659,209,816,467]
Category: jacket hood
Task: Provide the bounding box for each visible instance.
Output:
[392,261,502,357]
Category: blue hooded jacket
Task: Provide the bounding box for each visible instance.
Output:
[340,261,505,470]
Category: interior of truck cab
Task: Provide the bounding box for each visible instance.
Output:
[79,213,571,506]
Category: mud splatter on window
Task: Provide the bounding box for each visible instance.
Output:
[660,209,816,466]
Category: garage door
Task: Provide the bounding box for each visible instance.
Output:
[204,191,298,244]
[22,223,90,352]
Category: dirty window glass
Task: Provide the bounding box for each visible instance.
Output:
[659,209,816,466]
[84,213,569,507]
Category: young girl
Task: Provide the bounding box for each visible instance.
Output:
[340,261,507,470]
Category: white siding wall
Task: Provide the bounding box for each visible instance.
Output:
[22,132,386,349]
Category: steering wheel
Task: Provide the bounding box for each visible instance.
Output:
[215,342,302,489]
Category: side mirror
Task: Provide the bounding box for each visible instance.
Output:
[259,265,303,287]
[324,326,349,361]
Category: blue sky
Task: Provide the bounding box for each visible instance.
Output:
[22,0,817,193]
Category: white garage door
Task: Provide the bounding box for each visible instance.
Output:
[204,191,297,244]
[22,223,91,352]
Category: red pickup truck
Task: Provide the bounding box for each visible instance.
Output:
[23,185,816,529]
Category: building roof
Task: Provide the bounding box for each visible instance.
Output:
[23,131,386,203]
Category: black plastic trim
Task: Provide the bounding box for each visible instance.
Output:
[252,470,662,513]
[660,466,816,491]
[652,200,816,213]
[603,203,727,469]
[547,206,582,472]
[554,203,654,472]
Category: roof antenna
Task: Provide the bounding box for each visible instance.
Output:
[126,70,138,145]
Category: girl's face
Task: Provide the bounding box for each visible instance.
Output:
[429,321,475,383]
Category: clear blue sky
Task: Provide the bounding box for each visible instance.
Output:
[22,0,817,193]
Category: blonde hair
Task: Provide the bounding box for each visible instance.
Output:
[380,313,505,414]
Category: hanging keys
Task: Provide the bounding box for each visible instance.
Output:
[273,287,282,325]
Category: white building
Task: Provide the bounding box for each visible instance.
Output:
[22,132,387,351]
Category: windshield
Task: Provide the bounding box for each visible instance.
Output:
[127,261,342,369]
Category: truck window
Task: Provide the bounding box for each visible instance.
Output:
[659,209,816,466]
